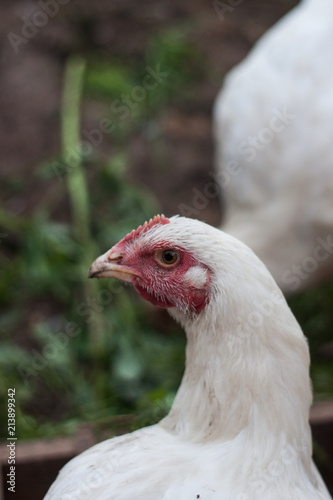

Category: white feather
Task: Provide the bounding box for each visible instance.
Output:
[214,0,333,294]
[183,266,208,288]
[45,217,331,499]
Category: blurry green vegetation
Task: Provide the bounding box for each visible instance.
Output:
[85,63,135,100]
[85,28,203,127]
[144,29,203,105]
[0,28,203,440]
[288,284,333,400]
[0,25,332,446]
[0,38,195,440]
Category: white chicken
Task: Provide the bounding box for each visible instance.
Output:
[45,215,331,500]
[214,0,333,294]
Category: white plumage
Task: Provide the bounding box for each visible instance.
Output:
[214,0,333,294]
[45,216,331,500]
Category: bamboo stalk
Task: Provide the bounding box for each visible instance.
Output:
[60,56,106,370]
[61,57,90,244]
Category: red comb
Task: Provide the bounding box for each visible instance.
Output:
[124,214,170,243]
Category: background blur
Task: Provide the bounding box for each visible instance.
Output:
[0,0,333,498]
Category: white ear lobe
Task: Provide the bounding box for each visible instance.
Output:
[184,266,208,289]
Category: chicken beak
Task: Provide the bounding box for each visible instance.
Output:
[88,251,138,283]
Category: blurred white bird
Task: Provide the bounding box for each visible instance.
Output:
[45,215,331,500]
[214,0,333,295]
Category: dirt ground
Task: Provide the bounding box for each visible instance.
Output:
[0,0,298,224]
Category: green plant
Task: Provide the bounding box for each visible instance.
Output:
[288,283,333,400]
[0,54,182,441]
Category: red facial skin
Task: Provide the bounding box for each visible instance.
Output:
[109,239,210,313]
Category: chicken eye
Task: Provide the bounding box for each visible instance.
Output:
[162,250,178,264]
[156,249,179,266]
